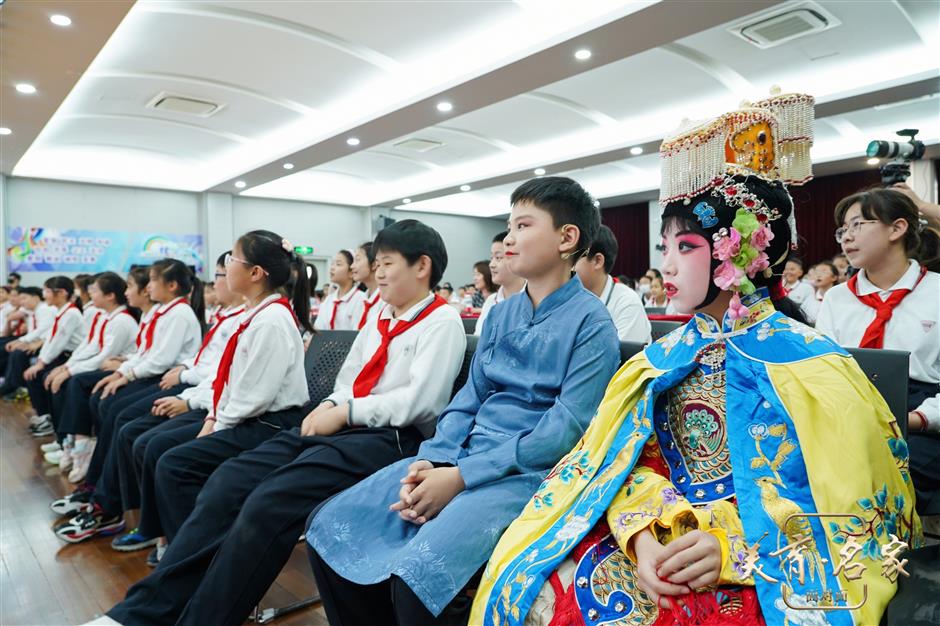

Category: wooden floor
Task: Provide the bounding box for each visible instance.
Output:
[0,397,328,626]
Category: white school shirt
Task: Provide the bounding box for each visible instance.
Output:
[65,306,138,375]
[816,260,939,430]
[600,276,652,344]
[82,306,102,337]
[118,298,201,380]
[37,303,84,364]
[205,305,221,325]
[314,284,364,331]
[212,294,309,431]
[0,302,15,337]
[177,305,244,386]
[20,303,56,342]
[327,292,466,437]
[782,279,814,308]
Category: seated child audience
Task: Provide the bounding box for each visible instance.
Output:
[1,286,55,399]
[575,224,652,343]
[474,230,526,336]
[470,96,920,626]
[307,176,620,626]
[817,187,939,513]
[101,220,465,626]
[350,241,383,329]
[470,260,495,312]
[315,250,363,330]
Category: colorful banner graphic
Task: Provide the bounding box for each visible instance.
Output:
[7,227,204,273]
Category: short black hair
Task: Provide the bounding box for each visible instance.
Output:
[587,225,618,274]
[509,176,599,254]
[10,272,21,280]
[374,219,448,288]
[19,286,42,298]
[492,230,508,244]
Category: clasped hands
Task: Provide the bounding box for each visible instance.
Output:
[389,460,464,526]
[631,528,722,610]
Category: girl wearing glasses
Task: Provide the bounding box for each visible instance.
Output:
[816,187,940,513]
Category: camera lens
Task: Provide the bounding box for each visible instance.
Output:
[866,140,892,158]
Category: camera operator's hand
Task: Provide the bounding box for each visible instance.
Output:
[892,183,940,221]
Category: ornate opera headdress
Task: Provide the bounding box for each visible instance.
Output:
[659,88,815,319]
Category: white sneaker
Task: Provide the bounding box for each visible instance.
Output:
[40,441,62,453]
[44,450,65,465]
[29,413,50,427]
[68,438,96,484]
[59,445,74,472]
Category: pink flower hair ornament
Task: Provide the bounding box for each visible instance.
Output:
[710,207,776,319]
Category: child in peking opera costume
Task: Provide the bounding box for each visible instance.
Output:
[472,92,922,626]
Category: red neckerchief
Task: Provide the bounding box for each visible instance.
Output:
[211,297,294,414]
[352,295,447,398]
[846,264,928,349]
[194,306,245,365]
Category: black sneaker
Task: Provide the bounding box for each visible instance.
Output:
[54,505,125,544]
[50,487,93,516]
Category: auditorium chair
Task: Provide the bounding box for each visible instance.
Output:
[650,320,683,341]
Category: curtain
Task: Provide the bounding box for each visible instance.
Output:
[601,201,649,279]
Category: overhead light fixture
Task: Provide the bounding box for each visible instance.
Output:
[534,168,546,175]
[402,198,412,204]
[15,83,37,95]
[574,49,592,61]
[629,146,643,155]
[0,127,11,136]
[460,184,471,192]
[346,137,360,146]
[283,163,294,170]
[234,180,247,188]
[436,101,454,113]
[50,14,72,26]
[866,157,880,165]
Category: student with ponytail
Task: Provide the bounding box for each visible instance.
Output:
[22,277,85,436]
[817,186,940,512]
[315,249,364,330]
[351,241,384,329]
[75,253,246,551]
[50,269,153,484]
[90,231,312,561]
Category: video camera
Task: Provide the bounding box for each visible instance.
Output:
[866,129,926,186]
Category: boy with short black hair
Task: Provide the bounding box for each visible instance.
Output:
[575,224,652,343]
[101,219,467,626]
[307,176,621,626]
[474,230,526,336]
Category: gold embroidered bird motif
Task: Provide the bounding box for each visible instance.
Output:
[755,476,828,591]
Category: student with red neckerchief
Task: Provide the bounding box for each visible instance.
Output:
[102,220,464,626]
[22,276,85,435]
[351,241,384,330]
[0,286,55,397]
[817,187,940,512]
[314,249,364,331]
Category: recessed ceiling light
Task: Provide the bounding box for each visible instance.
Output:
[402,198,412,204]
[436,101,454,113]
[283,163,294,170]
[460,184,471,192]
[593,200,601,207]
[866,158,880,165]
[0,127,11,136]
[534,168,546,175]
[50,14,72,26]
[234,180,247,189]
[574,49,592,61]
[346,137,360,146]
[15,83,37,95]
[629,146,643,155]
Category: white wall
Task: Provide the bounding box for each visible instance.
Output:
[389,208,505,287]
[2,177,506,290]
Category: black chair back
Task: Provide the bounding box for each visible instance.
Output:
[451,335,479,400]
[619,341,645,365]
[462,318,478,334]
[304,330,358,405]
[846,347,910,439]
[650,320,683,341]
[646,307,666,315]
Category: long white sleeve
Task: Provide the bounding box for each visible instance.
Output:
[66,310,138,375]
[38,307,84,363]
[119,304,201,380]
[21,304,55,342]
